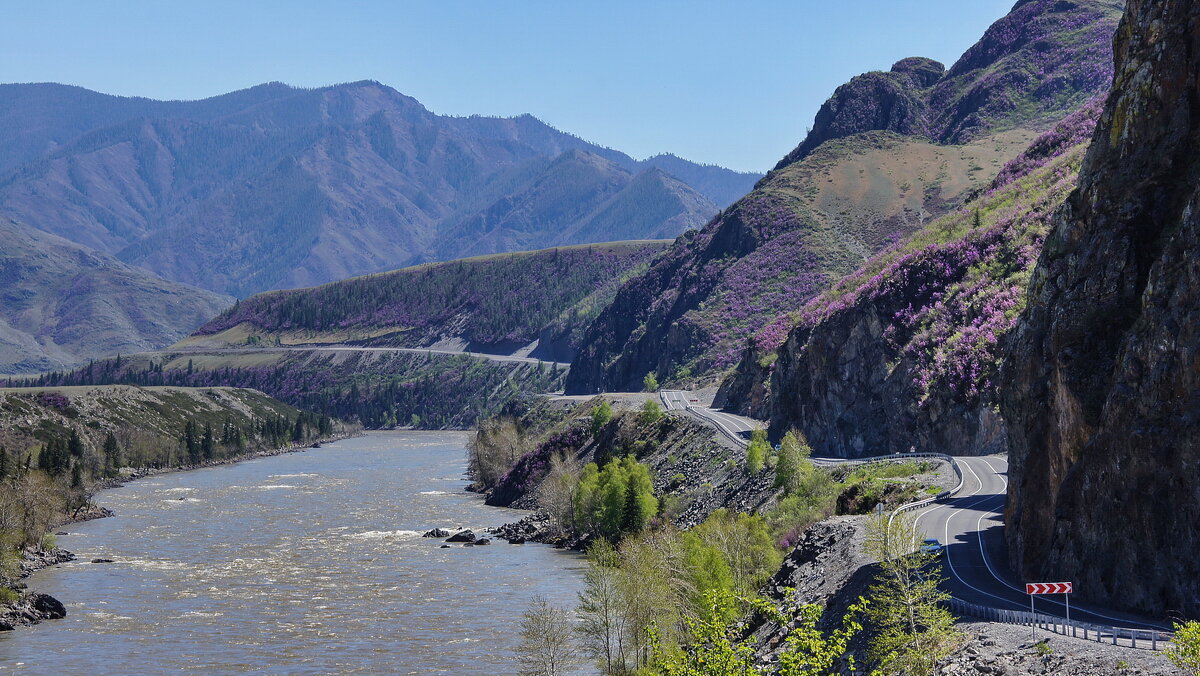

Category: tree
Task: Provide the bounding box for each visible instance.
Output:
[67,429,84,458]
[643,372,660,392]
[516,595,582,676]
[1167,620,1200,675]
[862,512,962,675]
[574,456,657,540]
[577,541,630,674]
[201,423,215,460]
[102,432,121,477]
[183,421,200,464]
[774,430,812,491]
[468,418,527,489]
[647,590,868,676]
[638,399,664,426]
[591,400,613,437]
[746,430,769,475]
[536,452,582,536]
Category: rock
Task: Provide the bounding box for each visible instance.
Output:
[475,538,490,545]
[90,558,114,564]
[439,544,450,549]
[422,528,450,538]
[445,530,476,543]
[29,593,65,619]
[1000,0,1200,617]
[508,537,525,545]
[54,531,67,536]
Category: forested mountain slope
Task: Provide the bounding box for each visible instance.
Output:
[185,241,667,363]
[565,0,1122,394]
[0,81,757,296]
[0,217,232,374]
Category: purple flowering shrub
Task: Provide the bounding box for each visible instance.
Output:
[764,142,1087,405]
[35,392,70,411]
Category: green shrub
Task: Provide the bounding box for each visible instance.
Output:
[637,399,664,426]
[746,429,769,474]
[590,400,613,437]
[573,455,657,540]
[642,372,659,392]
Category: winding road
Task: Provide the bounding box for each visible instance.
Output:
[660,390,1170,633]
[159,344,553,366]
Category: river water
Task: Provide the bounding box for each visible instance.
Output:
[0,432,587,674]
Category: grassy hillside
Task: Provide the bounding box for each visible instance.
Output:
[187,241,667,361]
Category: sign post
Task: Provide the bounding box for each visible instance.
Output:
[1026,582,1074,641]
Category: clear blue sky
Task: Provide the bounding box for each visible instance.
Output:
[0,1,1015,172]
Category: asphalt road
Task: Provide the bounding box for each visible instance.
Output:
[664,390,1170,632]
[161,345,551,366]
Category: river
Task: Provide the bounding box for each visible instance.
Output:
[0,432,587,674]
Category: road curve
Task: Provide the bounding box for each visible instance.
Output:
[666,390,1169,632]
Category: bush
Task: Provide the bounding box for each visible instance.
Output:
[1168,620,1200,675]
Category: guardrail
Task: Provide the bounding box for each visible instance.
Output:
[949,598,1172,651]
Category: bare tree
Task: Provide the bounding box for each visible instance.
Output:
[536,452,582,535]
[467,418,527,488]
[517,595,582,676]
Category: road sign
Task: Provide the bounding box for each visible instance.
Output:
[1026,582,1073,595]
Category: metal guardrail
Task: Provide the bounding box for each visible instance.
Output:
[949,598,1173,651]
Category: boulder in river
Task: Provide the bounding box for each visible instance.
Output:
[30,593,66,619]
[445,530,476,543]
[91,558,114,564]
[475,538,490,545]
[422,528,450,538]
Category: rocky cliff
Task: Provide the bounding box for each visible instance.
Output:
[1000,0,1200,616]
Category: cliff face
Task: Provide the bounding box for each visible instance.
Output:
[1000,0,1200,616]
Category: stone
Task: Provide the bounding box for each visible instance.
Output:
[445,530,476,543]
[90,558,114,564]
[475,538,490,545]
[422,528,450,538]
[29,593,65,620]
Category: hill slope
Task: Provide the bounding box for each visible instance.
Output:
[0,217,232,374]
[185,241,668,363]
[565,0,1122,394]
[0,82,757,296]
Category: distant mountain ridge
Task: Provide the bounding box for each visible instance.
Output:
[0,81,759,296]
[0,217,232,374]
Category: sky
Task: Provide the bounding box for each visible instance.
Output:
[0,1,1016,173]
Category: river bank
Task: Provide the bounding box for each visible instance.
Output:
[1,432,361,631]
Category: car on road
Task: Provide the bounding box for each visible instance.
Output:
[919,538,943,556]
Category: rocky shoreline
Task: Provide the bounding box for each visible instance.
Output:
[0,432,361,631]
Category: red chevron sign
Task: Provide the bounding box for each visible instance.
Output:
[1026,582,1073,595]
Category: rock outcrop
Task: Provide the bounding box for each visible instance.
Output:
[1000,0,1200,616]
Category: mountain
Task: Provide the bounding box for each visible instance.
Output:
[717,99,1101,457]
[0,81,759,297]
[565,0,1122,394]
[0,217,232,374]
[184,241,668,363]
[1000,0,1200,616]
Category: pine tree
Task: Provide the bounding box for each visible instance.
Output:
[68,428,84,458]
[201,423,215,460]
[103,432,120,476]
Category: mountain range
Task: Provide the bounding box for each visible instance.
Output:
[0,81,758,297]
